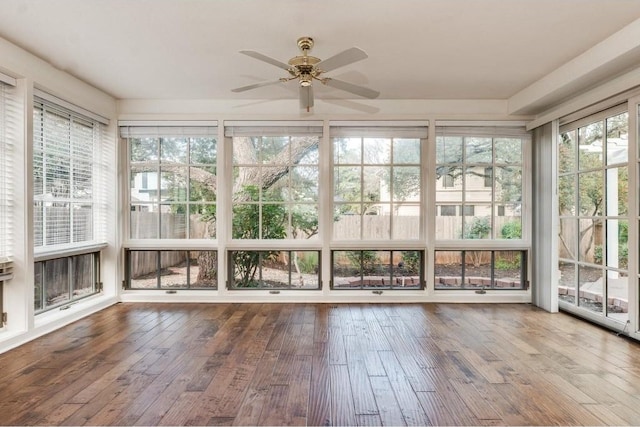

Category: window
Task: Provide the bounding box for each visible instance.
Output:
[33,96,107,248]
[34,252,100,312]
[228,250,320,289]
[435,126,526,240]
[0,77,16,295]
[332,250,423,289]
[0,78,14,321]
[228,123,321,240]
[141,172,148,190]
[442,173,455,188]
[225,122,321,291]
[33,94,108,311]
[329,123,427,291]
[440,205,457,216]
[331,125,425,240]
[123,124,219,291]
[434,250,527,290]
[557,108,629,320]
[123,125,218,239]
[126,250,218,289]
[484,167,493,188]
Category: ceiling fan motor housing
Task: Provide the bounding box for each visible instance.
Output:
[297,36,314,51]
[289,37,322,85]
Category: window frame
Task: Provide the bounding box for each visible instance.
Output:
[227,249,321,290]
[331,249,424,290]
[433,123,530,294]
[121,123,221,294]
[0,79,16,269]
[125,249,219,290]
[330,129,425,241]
[434,249,528,290]
[32,93,109,313]
[435,124,529,242]
[226,124,322,242]
[221,122,324,292]
[327,123,428,292]
[34,251,101,314]
[123,126,219,241]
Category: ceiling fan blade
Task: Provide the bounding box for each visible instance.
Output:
[231,80,283,93]
[317,47,368,72]
[323,78,379,99]
[300,85,314,111]
[239,50,291,71]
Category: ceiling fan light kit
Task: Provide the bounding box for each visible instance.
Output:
[232,36,379,111]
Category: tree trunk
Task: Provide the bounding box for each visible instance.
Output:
[196,219,217,286]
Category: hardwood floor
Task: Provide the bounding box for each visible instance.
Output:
[1,302,640,426]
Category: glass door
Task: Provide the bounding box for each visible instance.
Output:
[557,108,630,323]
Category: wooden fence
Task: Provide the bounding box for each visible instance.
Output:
[129,212,522,275]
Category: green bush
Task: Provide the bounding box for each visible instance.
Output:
[500,220,522,239]
[619,244,628,269]
[593,244,628,268]
[495,256,521,271]
[401,251,421,275]
[464,216,490,239]
[593,245,603,264]
[347,250,378,274]
[297,252,319,274]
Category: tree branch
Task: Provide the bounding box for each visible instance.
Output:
[130,162,217,194]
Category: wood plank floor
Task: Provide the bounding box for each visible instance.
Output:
[2,303,640,426]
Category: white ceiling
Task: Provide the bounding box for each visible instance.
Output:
[1,0,640,114]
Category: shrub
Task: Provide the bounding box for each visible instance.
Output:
[401,251,421,275]
[495,256,521,271]
[500,220,522,239]
[297,252,319,274]
[347,250,378,274]
[464,216,490,239]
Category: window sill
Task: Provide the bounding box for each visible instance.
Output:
[34,293,117,329]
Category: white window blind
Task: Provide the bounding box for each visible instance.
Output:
[119,123,218,138]
[329,121,429,139]
[0,80,17,276]
[224,121,323,137]
[33,96,107,253]
[435,122,530,139]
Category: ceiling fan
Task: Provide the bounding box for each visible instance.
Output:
[232,37,380,111]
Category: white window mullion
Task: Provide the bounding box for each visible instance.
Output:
[491,138,496,239]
